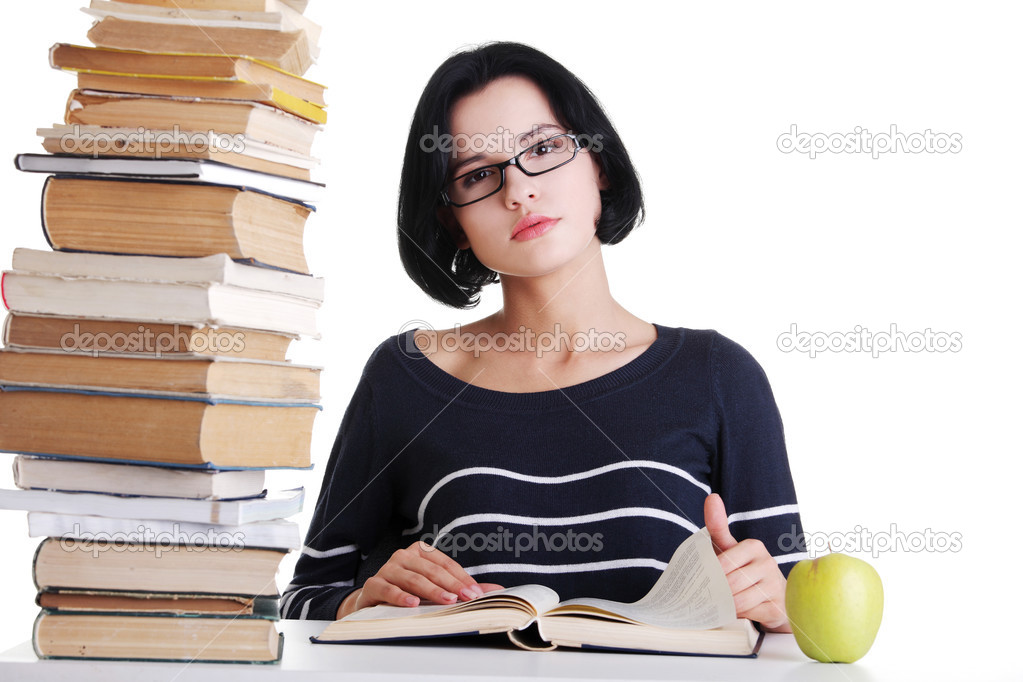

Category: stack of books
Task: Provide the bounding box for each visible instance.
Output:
[0,0,326,664]
[2,484,303,662]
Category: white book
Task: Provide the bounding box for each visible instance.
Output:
[14,154,324,203]
[27,511,301,551]
[3,249,323,338]
[13,455,265,499]
[0,487,303,525]
[9,248,323,299]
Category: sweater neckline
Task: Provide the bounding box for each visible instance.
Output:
[393,323,682,411]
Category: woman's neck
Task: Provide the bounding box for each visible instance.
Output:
[478,241,651,354]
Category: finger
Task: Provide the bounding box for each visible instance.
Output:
[704,493,738,554]
[477,583,505,593]
[375,563,465,606]
[403,554,484,602]
[720,548,770,594]
[733,580,768,618]
[360,575,422,608]
[717,538,767,576]
[733,577,786,627]
[396,566,464,604]
[415,542,483,587]
[410,542,485,600]
[380,556,465,604]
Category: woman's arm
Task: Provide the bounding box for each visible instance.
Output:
[708,333,807,632]
[335,541,503,619]
[283,362,498,621]
[281,375,384,620]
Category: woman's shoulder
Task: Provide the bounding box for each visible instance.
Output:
[663,325,763,361]
[347,328,423,382]
[656,325,771,385]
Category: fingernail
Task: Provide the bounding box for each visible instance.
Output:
[441,592,458,602]
[460,588,477,601]
[404,595,419,607]
[471,585,484,598]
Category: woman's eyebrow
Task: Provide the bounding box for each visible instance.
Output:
[518,123,563,144]
[450,153,487,178]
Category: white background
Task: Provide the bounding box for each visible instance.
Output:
[0,2,1020,679]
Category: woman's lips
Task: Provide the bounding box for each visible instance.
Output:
[511,217,559,241]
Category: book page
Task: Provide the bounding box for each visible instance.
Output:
[550,527,736,629]
[341,584,561,622]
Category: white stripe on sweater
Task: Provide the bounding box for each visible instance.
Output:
[404,461,711,535]
[430,507,700,539]
[727,504,800,523]
[281,580,354,618]
[465,557,668,576]
[301,543,358,559]
[280,584,319,618]
[773,551,810,564]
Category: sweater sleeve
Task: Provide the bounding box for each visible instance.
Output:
[710,333,807,577]
[281,364,394,620]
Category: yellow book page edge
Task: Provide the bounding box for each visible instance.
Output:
[269,87,326,123]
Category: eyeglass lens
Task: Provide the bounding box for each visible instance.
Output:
[446,135,577,206]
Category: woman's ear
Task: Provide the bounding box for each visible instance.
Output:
[437,206,471,250]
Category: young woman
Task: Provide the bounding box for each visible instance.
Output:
[283,42,805,634]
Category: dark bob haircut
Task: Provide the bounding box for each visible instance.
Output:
[397,41,645,309]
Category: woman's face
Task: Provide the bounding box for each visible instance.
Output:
[441,75,608,278]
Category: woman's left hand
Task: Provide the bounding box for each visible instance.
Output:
[704,493,791,633]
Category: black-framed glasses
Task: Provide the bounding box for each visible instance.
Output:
[440,133,582,207]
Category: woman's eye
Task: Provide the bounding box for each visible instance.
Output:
[461,168,493,188]
[529,137,564,156]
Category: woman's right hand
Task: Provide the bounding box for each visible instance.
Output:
[336,541,504,619]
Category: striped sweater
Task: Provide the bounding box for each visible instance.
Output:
[282,324,807,620]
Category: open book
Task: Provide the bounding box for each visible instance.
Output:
[311,528,764,657]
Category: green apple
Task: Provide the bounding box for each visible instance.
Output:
[785,552,883,663]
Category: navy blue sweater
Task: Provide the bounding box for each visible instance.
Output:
[282,324,806,620]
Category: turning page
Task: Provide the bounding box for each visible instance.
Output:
[547,527,736,629]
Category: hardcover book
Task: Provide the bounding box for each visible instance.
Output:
[313,528,764,658]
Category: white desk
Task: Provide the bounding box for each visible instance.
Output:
[0,619,876,681]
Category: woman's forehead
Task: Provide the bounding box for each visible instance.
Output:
[448,75,559,139]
